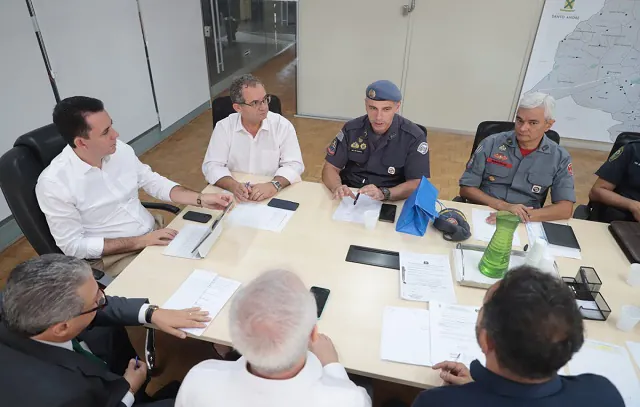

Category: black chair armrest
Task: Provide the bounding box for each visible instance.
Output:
[573,204,590,220]
[142,202,180,215]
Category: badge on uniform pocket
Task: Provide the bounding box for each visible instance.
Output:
[388,167,396,175]
[351,142,360,149]
[532,185,542,194]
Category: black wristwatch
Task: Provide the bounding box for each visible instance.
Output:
[380,187,391,201]
[145,305,159,324]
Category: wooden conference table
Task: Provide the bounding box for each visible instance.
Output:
[106,174,640,388]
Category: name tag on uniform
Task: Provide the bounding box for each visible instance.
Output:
[486,157,513,168]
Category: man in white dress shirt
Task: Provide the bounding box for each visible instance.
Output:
[176,269,371,407]
[36,96,233,277]
[202,74,304,202]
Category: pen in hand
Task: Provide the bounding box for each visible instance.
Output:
[135,356,139,369]
[353,178,366,205]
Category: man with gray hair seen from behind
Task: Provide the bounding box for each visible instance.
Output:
[202,74,304,202]
[176,270,371,407]
[458,92,575,223]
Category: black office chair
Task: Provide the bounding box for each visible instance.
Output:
[573,131,640,221]
[0,123,180,374]
[454,121,561,206]
[212,94,282,128]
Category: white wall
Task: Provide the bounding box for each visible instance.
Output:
[297,0,544,133]
[31,0,159,142]
[139,0,210,130]
[0,0,57,221]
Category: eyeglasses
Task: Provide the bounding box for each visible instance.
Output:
[76,288,108,316]
[239,95,271,108]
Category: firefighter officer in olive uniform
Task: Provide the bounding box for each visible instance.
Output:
[322,80,430,202]
[459,92,575,223]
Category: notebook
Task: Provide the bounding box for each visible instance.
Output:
[609,221,640,263]
[542,222,581,250]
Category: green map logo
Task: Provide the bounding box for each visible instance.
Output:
[561,0,576,12]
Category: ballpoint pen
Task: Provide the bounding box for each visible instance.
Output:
[353,178,365,205]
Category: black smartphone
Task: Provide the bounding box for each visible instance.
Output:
[183,211,212,223]
[310,286,330,318]
[268,198,299,211]
[379,203,397,223]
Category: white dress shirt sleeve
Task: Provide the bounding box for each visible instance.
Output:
[324,363,372,407]
[274,119,304,184]
[134,156,179,202]
[202,121,233,185]
[35,178,104,259]
[121,391,135,407]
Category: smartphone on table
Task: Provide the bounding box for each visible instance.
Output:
[379,203,397,223]
[310,286,330,318]
[183,211,212,223]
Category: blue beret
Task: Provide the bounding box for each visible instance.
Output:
[433,208,471,242]
[366,80,402,102]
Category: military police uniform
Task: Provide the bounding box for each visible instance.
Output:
[325,81,430,190]
[459,131,575,209]
[593,141,640,222]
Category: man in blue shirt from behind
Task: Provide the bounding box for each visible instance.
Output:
[413,266,624,407]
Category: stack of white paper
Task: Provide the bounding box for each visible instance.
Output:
[526,222,581,260]
[568,340,640,406]
[380,306,432,366]
[626,341,640,370]
[399,252,457,304]
[226,203,294,232]
[163,223,223,259]
[332,195,382,224]
[472,209,521,247]
[162,269,241,336]
[429,301,485,368]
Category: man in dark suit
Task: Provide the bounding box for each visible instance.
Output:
[0,254,212,407]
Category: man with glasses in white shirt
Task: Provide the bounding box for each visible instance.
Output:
[36,96,232,277]
[202,74,304,202]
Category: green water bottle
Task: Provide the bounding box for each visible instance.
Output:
[478,211,520,278]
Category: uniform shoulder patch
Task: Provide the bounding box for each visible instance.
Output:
[336,130,344,142]
[417,142,429,155]
[609,146,624,162]
[567,162,573,176]
[327,138,338,156]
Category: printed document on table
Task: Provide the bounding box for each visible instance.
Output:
[162,269,241,336]
[471,209,521,247]
[625,341,640,370]
[526,222,581,259]
[332,194,382,224]
[568,340,640,406]
[380,306,431,366]
[226,203,294,232]
[399,252,456,304]
[429,301,485,368]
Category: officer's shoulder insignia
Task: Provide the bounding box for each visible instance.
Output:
[609,146,624,162]
[336,130,344,142]
[417,142,429,155]
[327,138,337,156]
[567,162,574,176]
[474,143,484,154]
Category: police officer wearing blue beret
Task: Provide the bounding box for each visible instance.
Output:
[322,80,430,201]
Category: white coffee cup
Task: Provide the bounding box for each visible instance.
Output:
[363,210,378,230]
[616,305,640,332]
[627,264,640,287]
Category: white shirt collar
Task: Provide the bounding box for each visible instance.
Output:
[32,338,74,351]
[234,112,271,135]
[236,351,323,389]
[63,145,114,174]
